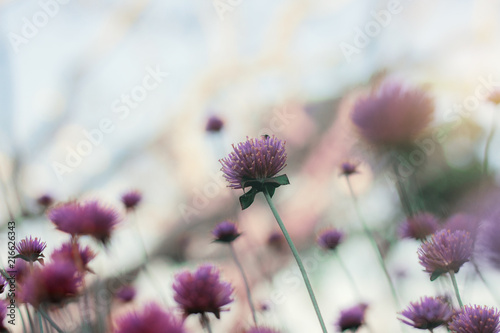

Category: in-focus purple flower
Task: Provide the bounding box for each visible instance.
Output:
[399,296,453,330]
[317,228,344,251]
[351,80,434,148]
[121,190,142,211]
[448,305,500,333]
[418,230,473,280]
[399,213,440,240]
[20,260,80,306]
[488,90,500,105]
[340,162,359,177]
[246,327,281,333]
[212,221,241,243]
[336,303,368,332]
[220,135,287,190]
[37,194,54,208]
[51,242,96,272]
[114,302,186,333]
[48,201,121,244]
[15,236,47,264]
[173,264,234,319]
[115,285,136,303]
[206,115,224,133]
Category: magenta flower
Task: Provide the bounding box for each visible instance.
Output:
[351,80,434,148]
[340,162,359,177]
[317,229,344,251]
[50,242,96,272]
[115,285,136,303]
[20,260,80,306]
[399,296,453,330]
[206,115,224,132]
[448,305,500,333]
[418,230,473,280]
[246,327,281,333]
[173,264,233,319]
[15,236,46,264]
[7,260,29,284]
[48,201,121,244]
[336,303,368,332]
[37,194,54,208]
[121,190,142,211]
[0,301,6,332]
[114,303,186,333]
[212,221,241,243]
[399,213,440,240]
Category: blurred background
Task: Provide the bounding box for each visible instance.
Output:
[1,0,500,332]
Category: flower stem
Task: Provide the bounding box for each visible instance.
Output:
[37,311,44,333]
[345,176,400,308]
[262,188,328,333]
[334,251,362,299]
[38,307,64,333]
[201,314,213,333]
[483,110,497,174]
[25,305,35,333]
[449,270,463,308]
[18,307,27,333]
[229,243,258,326]
[391,160,413,217]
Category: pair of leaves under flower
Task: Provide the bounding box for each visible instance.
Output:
[239,174,290,210]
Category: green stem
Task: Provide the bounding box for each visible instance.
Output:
[201,314,213,333]
[25,305,35,333]
[262,188,328,333]
[37,311,44,333]
[345,176,400,308]
[483,111,497,174]
[229,243,258,326]
[334,251,362,299]
[449,270,463,308]
[38,308,64,333]
[391,160,413,217]
[18,307,27,333]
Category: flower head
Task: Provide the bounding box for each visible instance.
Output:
[173,264,233,319]
[399,213,440,240]
[220,136,287,190]
[20,260,80,306]
[336,303,368,332]
[15,236,46,264]
[444,213,480,241]
[246,327,281,333]
[448,305,500,333]
[121,190,142,211]
[51,242,96,272]
[115,285,136,303]
[340,162,359,177]
[351,81,434,148]
[399,296,453,330]
[206,115,224,132]
[418,230,473,280]
[488,90,500,105]
[317,229,344,251]
[212,221,241,243]
[0,301,7,332]
[114,303,186,333]
[37,194,54,208]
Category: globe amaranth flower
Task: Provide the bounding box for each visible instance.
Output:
[173,264,233,319]
[121,190,142,211]
[399,296,453,330]
[50,242,96,272]
[115,285,136,303]
[246,327,281,333]
[418,230,473,281]
[336,303,368,332]
[15,236,47,264]
[399,212,440,240]
[317,228,344,251]
[351,80,434,148]
[340,162,359,177]
[48,200,121,244]
[448,305,500,333]
[206,115,224,132]
[212,221,241,243]
[114,302,186,333]
[19,260,80,307]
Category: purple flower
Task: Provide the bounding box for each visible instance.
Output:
[246,327,281,333]
[173,264,234,319]
[206,115,224,132]
[399,296,453,330]
[340,162,359,177]
[37,194,54,208]
[48,201,121,244]
[317,229,344,251]
[15,236,47,264]
[20,260,80,306]
[0,301,7,332]
[114,303,186,333]
[116,285,136,303]
[351,81,434,148]
[418,230,473,280]
[7,260,29,284]
[212,221,241,243]
[50,242,96,272]
[220,136,287,190]
[444,213,480,241]
[121,190,142,211]
[399,213,440,240]
[448,305,500,333]
[336,303,368,332]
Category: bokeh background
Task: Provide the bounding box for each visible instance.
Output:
[1,0,500,332]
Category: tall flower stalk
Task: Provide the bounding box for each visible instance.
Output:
[220,136,327,333]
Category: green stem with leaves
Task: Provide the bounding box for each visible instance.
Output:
[263,188,328,333]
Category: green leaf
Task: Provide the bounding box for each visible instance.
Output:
[271,174,290,186]
[430,271,442,281]
[239,187,260,210]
